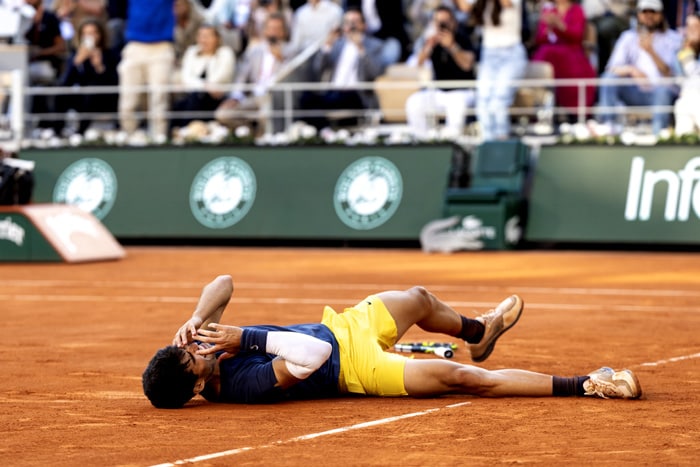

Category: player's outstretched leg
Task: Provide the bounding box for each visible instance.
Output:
[403,359,642,399]
[468,295,524,363]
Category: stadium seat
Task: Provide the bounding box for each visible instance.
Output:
[373,63,432,123]
[442,140,531,249]
[446,140,530,202]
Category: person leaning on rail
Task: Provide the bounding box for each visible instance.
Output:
[142,274,642,408]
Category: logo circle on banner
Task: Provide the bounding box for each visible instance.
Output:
[334,156,403,230]
[190,157,257,229]
[53,158,117,220]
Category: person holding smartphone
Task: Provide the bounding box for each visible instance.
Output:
[55,17,118,134]
[405,5,477,139]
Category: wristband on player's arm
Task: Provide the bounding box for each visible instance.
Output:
[240,328,268,352]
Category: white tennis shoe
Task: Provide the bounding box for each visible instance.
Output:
[583,367,642,399]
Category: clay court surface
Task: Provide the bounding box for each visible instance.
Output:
[2,247,700,466]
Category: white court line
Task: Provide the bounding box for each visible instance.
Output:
[636,352,700,367]
[149,402,472,467]
[3,279,700,298]
[1,293,699,314]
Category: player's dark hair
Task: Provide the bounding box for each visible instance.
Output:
[142,345,198,409]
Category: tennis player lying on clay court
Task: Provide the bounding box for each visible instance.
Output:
[142,275,641,408]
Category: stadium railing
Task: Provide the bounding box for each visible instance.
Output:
[0,68,690,147]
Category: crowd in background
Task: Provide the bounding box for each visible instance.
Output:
[6,0,700,142]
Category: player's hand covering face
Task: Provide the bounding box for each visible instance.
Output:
[196,323,244,361]
[173,316,204,347]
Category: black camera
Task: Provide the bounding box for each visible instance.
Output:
[438,21,451,32]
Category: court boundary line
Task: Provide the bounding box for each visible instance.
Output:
[148,401,472,467]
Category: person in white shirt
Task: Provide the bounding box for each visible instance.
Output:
[597,0,682,135]
[171,24,236,129]
[457,0,528,141]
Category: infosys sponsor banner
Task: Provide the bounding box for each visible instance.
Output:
[526,145,700,244]
[25,145,453,240]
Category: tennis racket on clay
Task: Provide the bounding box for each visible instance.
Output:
[394,342,457,359]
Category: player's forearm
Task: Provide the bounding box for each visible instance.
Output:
[193,275,233,327]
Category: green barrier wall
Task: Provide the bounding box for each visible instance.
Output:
[24,145,453,240]
[0,212,62,261]
[526,145,700,244]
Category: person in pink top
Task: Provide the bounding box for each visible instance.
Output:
[531,0,597,120]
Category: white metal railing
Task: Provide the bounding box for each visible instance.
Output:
[1,71,693,144]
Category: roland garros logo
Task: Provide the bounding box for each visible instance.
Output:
[190,157,257,229]
[334,157,403,230]
[53,158,117,220]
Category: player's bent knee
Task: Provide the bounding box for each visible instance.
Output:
[406,286,431,309]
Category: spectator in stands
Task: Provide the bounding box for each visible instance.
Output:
[531,0,597,120]
[288,0,343,54]
[247,0,293,47]
[344,0,412,64]
[299,7,386,129]
[174,0,206,67]
[405,5,476,139]
[171,24,236,129]
[24,0,66,130]
[597,0,682,135]
[286,0,343,90]
[25,0,66,85]
[409,0,468,42]
[674,12,700,136]
[458,0,528,141]
[55,17,118,134]
[582,0,636,74]
[214,12,292,133]
[118,0,176,143]
[51,0,107,49]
